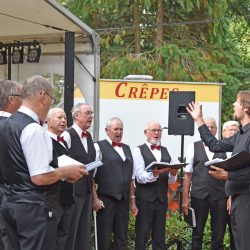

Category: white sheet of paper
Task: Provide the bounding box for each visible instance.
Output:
[58,154,103,171]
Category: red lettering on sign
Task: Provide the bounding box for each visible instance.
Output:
[115,82,127,97]
[128,87,138,98]
[160,88,169,99]
[149,88,159,99]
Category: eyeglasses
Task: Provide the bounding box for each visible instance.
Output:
[79,111,94,116]
[147,129,162,133]
[9,94,22,97]
[45,92,56,104]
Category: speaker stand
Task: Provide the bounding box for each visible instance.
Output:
[166,134,186,250]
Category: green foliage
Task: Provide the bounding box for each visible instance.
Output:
[59,0,250,123]
[127,212,232,249]
[42,73,64,107]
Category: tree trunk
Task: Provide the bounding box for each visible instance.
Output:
[155,0,164,64]
[134,0,141,54]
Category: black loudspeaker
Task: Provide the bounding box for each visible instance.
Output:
[168,91,195,136]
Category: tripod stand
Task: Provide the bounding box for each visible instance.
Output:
[166,134,188,250]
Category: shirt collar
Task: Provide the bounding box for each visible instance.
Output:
[47,130,58,141]
[240,122,250,134]
[0,111,12,118]
[106,137,113,145]
[18,106,39,123]
[72,123,86,138]
[146,141,160,149]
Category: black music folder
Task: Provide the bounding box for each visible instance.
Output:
[145,161,188,172]
[184,207,196,227]
[205,151,250,171]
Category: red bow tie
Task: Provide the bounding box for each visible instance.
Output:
[57,135,64,143]
[81,131,90,138]
[39,120,44,126]
[112,141,122,147]
[151,145,161,150]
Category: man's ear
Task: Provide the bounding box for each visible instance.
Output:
[39,92,46,105]
[245,107,250,115]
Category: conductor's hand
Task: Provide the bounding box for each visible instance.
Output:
[152,167,171,177]
[186,101,203,122]
[209,166,228,180]
[65,164,88,183]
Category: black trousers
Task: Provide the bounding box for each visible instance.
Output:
[231,193,250,250]
[96,196,130,250]
[0,209,7,250]
[2,199,59,250]
[56,205,72,250]
[135,198,167,250]
[227,214,236,250]
[0,189,7,250]
[191,196,227,250]
[65,192,92,250]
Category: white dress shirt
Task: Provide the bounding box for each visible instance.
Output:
[133,141,177,184]
[94,137,126,162]
[19,106,55,177]
[0,111,12,118]
[185,142,216,173]
[47,130,67,149]
[94,137,127,177]
[62,124,88,152]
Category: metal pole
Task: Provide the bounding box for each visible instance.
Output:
[93,210,98,250]
[7,45,11,80]
[64,31,75,127]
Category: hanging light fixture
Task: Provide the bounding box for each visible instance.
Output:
[0,47,7,65]
[12,45,24,64]
[27,44,41,63]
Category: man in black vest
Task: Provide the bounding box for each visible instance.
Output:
[92,117,137,250]
[133,121,177,250]
[187,91,250,250]
[0,80,22,250]
[182,117,228,250]
[1,75,86,250]
[47,107,77,250]
[63,103,96,250]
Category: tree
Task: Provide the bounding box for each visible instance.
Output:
[59,0,250,122]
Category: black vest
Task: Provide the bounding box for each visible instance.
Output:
[95,140,133,200]
[3,111,60,207]
[51,138,74,207]
[0,116,7,186]
[190,141,227,200]
[67,127,96,195]
[135,144,171,202]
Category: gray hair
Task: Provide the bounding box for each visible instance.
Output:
[71,102,89,120]
[0,80,21,110]
[144,121,161,130]
[21,75,53,99]
[222,120,240,131]
[106,117,123,128]
[47,107,66,120]
[204,117,217,126]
